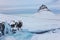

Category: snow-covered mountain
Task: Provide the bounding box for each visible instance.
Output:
[34,5,55,18]
[22,5,60,32]
[38,5,50,11]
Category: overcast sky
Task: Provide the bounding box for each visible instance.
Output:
[0,0,60,10]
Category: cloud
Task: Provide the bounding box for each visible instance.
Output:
[0,0,53,5]
[0,0,60,10]
[46,0,60,10]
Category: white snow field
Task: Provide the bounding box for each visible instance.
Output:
[31,30,60,40]
[21,10,60,32]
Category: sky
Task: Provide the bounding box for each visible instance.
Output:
[0,0,60,14]
[0,0,60,10]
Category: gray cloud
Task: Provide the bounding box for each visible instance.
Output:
[0,0,60,10]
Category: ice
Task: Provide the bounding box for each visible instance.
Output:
[31,30,60,40]
[3,36,16,40]
[0,6,60,40]
[4,22,11,34]
[0,29,33,40]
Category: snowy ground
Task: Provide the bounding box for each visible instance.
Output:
[31,30,60,40]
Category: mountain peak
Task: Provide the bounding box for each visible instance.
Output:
[38,4,50,11]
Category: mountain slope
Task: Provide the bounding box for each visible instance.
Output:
[22,5,60,32]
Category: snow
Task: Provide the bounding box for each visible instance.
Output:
[31,30,60,40]
[0,9,60,32]
[0,8,60,40]
[31,26,60,40]
[0,29,60,40]
[34,10,55,18]
[21,10,60,32]
[0,14,22,24]
[3,36,16,40]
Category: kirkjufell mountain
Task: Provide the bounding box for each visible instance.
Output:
[22,5,60,31]
[38,5,50,11]
[34,4,55,18]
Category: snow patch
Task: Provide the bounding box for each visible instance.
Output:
[3,36,16,40]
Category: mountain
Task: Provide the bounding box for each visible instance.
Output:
[22,5,60,32]
[38,5,50,11]
[34,4,55,19]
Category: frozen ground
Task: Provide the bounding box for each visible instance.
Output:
[31,30,60,40]
[0,27,60,40]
